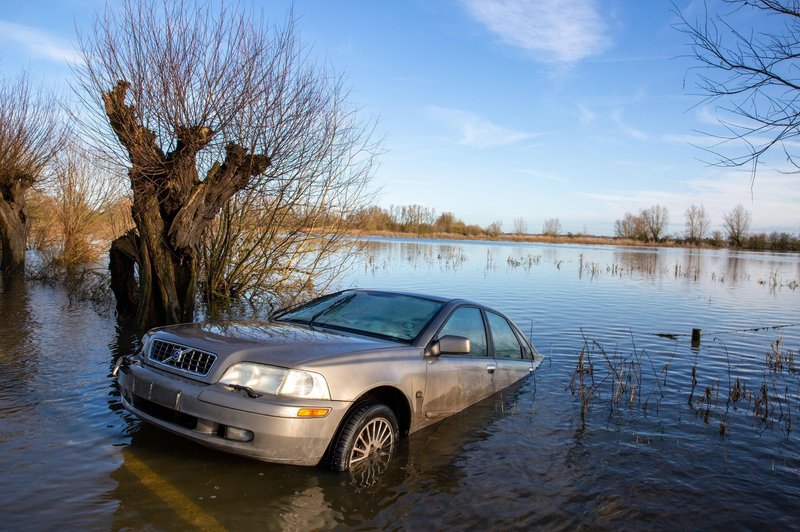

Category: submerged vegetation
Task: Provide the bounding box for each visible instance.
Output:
[363,242,800,292]
[568,331,799,441]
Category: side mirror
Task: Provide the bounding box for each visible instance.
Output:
[429,335,470,356]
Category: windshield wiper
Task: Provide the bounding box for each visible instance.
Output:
[309,293,356,327]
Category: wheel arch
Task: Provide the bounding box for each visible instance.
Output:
[339,385,412,437]
[321,385,411,470]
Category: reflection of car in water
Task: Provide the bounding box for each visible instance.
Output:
[115,289,542,471]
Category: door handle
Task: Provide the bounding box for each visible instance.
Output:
[486,365,496,374]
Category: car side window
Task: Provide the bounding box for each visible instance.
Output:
[514,329,534,360]
[435,307,487,356]
[487,311,523,359]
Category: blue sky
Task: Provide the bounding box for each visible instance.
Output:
[1,0,799,235]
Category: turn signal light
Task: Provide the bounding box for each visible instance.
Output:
[297,408,331,418]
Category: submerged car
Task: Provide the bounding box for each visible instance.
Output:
[114,289,542,470]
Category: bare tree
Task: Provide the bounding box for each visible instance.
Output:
[541,217,561,236]
[434,211,457,233]
[641,205,669,242]
[614,212,645,240]
[485,220,503,236]
[74,0,377,327]
[685,204,711,244]
[512,217,528,235]
[678,1,800,180]
[51,145,124,267]
[391,204,436,233]
[722,204,752,247]
[0,70,62,275]
[349,206,393,232]
[201,135,374,309]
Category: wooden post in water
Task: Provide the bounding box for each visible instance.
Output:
[691,328,702,349]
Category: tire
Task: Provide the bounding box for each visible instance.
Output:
[325,403,399,472]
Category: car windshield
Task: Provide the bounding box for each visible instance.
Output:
[275,291,444,342]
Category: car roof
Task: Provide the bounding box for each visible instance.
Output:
[348,288,476,307]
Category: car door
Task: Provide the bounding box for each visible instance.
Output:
[486,311,533,389]
[422,306,497,421]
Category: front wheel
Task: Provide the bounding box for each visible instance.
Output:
[325,403,399,472]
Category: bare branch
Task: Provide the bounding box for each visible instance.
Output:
[0,68,64,273]
[677,0,800,180]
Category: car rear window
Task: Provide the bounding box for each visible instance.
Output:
[277,291,444,342]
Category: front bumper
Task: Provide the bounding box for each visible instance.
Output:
[116,362,349,466]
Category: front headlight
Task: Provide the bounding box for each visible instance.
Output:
[219,363,331,400]
[219,363,285,394]
[140,332,153,358]
[278,369,330,399]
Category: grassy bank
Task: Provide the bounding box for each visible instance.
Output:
[353,230,703,249]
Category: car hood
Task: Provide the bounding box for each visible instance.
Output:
[147,320,406,381]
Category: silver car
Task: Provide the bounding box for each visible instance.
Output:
[114,290,541,471]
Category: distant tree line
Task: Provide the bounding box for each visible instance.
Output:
[350,205,496,237]
[614,205,670,242]
[614,203,800,251]
[350,205,578,239]
[352,202,799,252]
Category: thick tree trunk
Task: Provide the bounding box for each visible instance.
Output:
[0,181,30,275]
[102,81,269,329]
[109,231,140,322]
[133,204,197,327]
[109,222,198,328]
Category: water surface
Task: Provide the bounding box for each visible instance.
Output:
[1,239,798,529]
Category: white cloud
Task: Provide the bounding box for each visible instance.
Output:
[662,133,711,146]
[578,190,684,206]
[0,20,81,64]
[462,0,610,63]
[578,168,800,233]
[664,129,800,167]
[695,105,720,126]
[427,106,541,147]
[578,104,595,126]
[515,168,569,183]
[611,110,648,140]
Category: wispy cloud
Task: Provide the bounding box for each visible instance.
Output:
[694,105,759,134]
[611,110,648,140]
[577,168,800,233]
[695,105,721,126]
[578,104,595,126]
[427,106,541,147]
[682,170,800,231]
[578,190,685,205]
[662,133,711,146]
[515,168,569,183]
[0,20,80,64]
[462,0,610,63]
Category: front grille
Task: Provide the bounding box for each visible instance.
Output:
[148,339,217,376]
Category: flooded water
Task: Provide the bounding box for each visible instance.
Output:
[1,238,799,530]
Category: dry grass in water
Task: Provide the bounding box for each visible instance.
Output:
[568,333,799,439]
[568,332,675,422]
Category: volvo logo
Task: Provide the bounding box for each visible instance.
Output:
[169,348,191,364]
